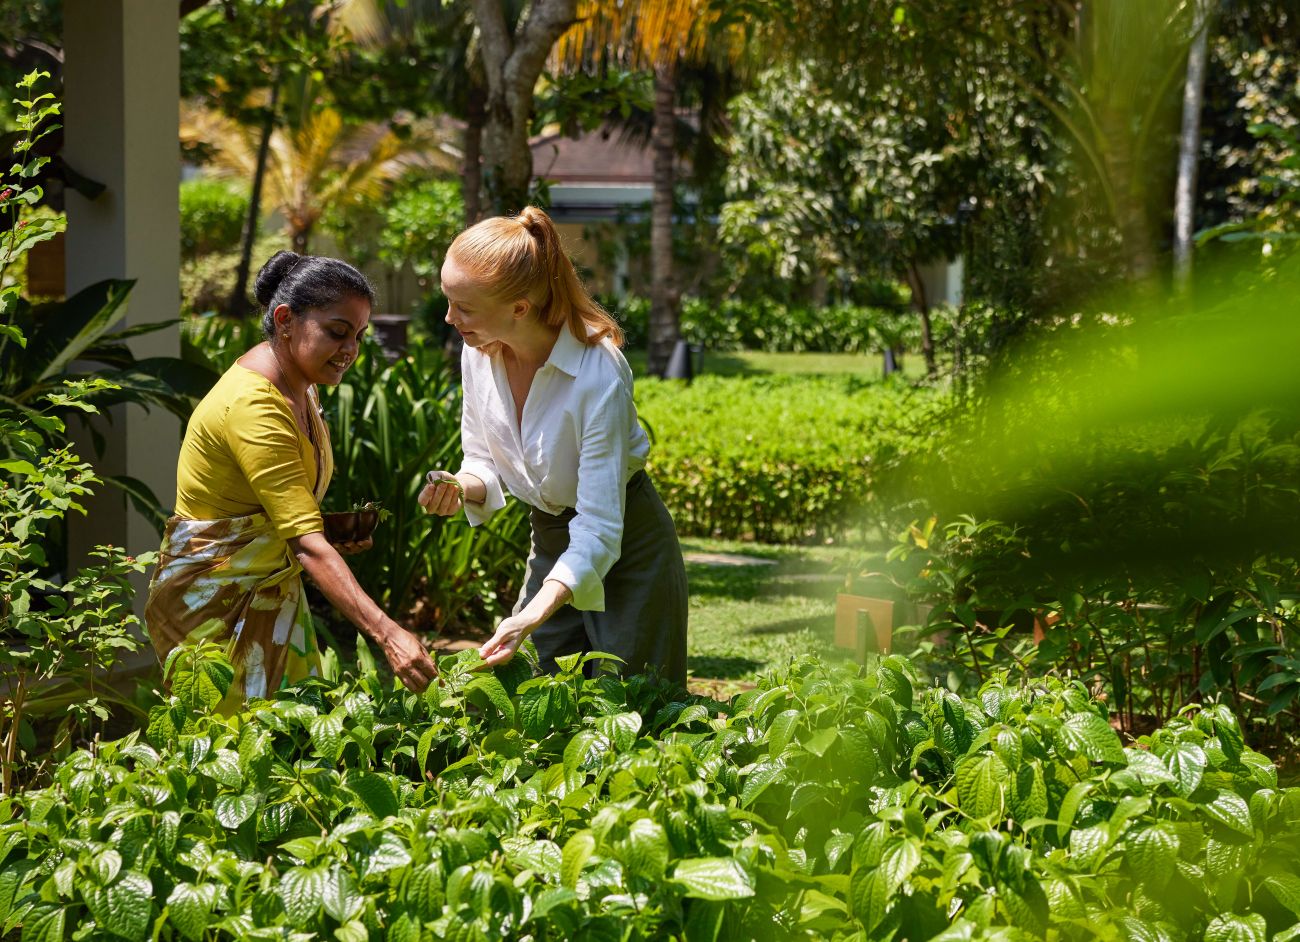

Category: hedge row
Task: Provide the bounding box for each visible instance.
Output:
[636,375,946,542]
[610,295,938,354]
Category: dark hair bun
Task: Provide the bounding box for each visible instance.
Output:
[254,251,301,307]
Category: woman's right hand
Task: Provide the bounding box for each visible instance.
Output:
[418,470,464,516]
[381,624,439,692]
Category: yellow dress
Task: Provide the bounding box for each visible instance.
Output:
[146,363,334,707]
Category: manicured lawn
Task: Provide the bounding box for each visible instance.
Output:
[681,537,871,688]
[626,347,930,379]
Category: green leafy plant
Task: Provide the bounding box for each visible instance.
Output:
[320,339,529,628]
[1,650,1297,939]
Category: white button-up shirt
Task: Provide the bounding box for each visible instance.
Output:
[456,325,650,612]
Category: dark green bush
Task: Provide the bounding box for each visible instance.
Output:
[179,178,248,259]
[637,375,947,542]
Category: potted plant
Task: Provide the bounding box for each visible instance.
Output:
[322,500,389,545]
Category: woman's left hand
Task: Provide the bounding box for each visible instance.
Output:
[478,613,535,668]
[332,538,373,556]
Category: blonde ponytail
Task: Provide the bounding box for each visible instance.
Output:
[446,206,624,349]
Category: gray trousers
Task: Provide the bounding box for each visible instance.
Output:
[515,471,689,685]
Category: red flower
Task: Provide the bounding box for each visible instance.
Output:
[16,219,29,229]
[0,188,12,201]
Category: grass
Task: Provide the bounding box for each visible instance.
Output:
[681,537,878,690]
[625,348,930,380]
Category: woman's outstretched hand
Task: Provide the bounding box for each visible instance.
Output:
[478,613,534,668]
[418,470,464,516]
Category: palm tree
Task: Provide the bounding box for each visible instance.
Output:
[555,0,749,375]
[181,93,455,257]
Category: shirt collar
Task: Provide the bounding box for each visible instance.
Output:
[546,323,588,377]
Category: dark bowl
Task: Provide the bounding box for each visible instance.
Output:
[323,510,380,545]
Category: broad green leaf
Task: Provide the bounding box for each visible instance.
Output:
[992,727,1022,769]
[89,870,152,942]
[620,818,669,879]
[321,866,361,923]
[213,793,258,830]
[955,753,1007,818]
[520,684,573,740]
[279,867,325,924]
[199,750,242,789]
[1009,763,1047,822]
[1125,748,1177,787]
[1264,874,1300,916]
[802,727,839,757]
[1204,913,1267,942]
[166,883,212,942]
[309,714,345,762]
[464,674,515,724]
[561,831,596,889]
[672,857,755,900]
[1201,790,1254,836]
[563,729,606,778]
[849,867,889,930]
[501,836,563,876]
[880,840,921,893]
[93,848,122,886]
[595,712,642,752]
[346,771,399,819]
[1058,713,1125,764]
[1165,743,1207,797]
[19,904,65,942]
[767,709,801,755]
[1129,824,1179,887]
[741,759,786,807]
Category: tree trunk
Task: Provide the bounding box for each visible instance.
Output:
[472,0,577,216]
[1174,11,1210,292]
[462,80,486,226]
[906,259,937,377]
[1099,106,1157,282]
[648,63,680,377]
[226,79,279,318]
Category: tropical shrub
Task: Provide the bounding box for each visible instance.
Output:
[319,340,529,629]
[637,375,947,542]
[1,649,1297,940]
[179,178,248,259]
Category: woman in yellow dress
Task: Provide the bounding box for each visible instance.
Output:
[145,251,437,706]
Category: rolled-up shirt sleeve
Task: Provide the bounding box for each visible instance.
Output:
[457,365,507,527]
[546,384,633,611]
[224,393,323,541]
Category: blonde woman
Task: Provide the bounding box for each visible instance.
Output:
[419,207,688,684]
[146,252,437,708]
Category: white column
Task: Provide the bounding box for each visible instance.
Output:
[63,0,180,579]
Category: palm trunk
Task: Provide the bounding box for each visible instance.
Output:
[648,63,680,377]
[1099,107,1157,281]
[906,259,937,377]
[226,79,279,318]
[1174,13,1210,292]
[462,81,486,225]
